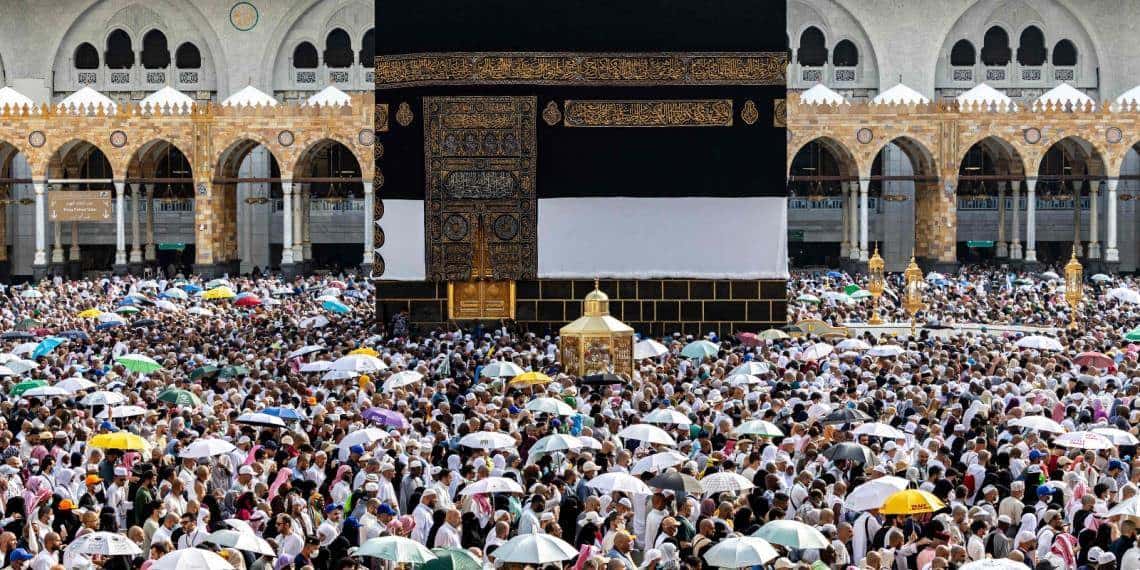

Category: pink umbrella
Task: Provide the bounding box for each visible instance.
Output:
[1074,351,1113,369]
[737,332,761,347]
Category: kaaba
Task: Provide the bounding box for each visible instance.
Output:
[374,0,788,337]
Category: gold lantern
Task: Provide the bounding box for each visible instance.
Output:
[867,245,885,325]
[1064,250,1084,330]
[902,255,925,336]
[559,279,635,378]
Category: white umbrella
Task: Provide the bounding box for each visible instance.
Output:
[180,438,237,459]
[287,345,324,359]
[631,451,689,475]
[81,391,126,407]
[20,289,42,298]
[1092,427,1140,446]
[836,339,871,351]
[65,531,143,556]
[203,529,275,556]
[578,436,603,450]
[634,339,669,359]
[1054,430,1116,450]
[853,422,907,439]
[322,370,358,381]
[23,386,69,398]
[458,431,517,450]
[617,423,677,446]
[5,359,37,374]
[11,343,36,356]
[524,397,575,416]
[529,434,583,455]
[1040,271,1061,281]
[753,520,830,549]
[97,313,126,324]
[727,373,764,386]
[730,362,770,376]
[186,307,213,316]
[1107,288,1140,304]
[643,408,692,426]
[958,560,1030,570]
[96,405,148,419]
[822,291,852,304]
[799,343,833,361]
[356,536,437,564]
[235,412,286,428]
[586,472,652,495]
[0,365,19,377]
[460,477,525,495]
[151,548,234,570]
[700,472,755,495]
[1009,416,1067,434]
[733,420,784,438]
[844,476,910,511]
[702,537,778,568]
[482,361,525,378]
[332,354,387,373]
[1015,335,1064,351]
[337,427,390,460]
[298,315,330,329]
[161,288,188,300]
[1092,273,1113,283]
[299,361,333,373]
[925,272,946,281]
[867,344,904,357]
[492,533,578,565]
[382,370,423,391]
[155,300,180,312]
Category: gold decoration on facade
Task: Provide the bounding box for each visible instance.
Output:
[867,245,885,325]
[563,100,733,128]
[740,100,758,126]
[1064,250,1084,330]
[542,101,563,127]
[560,279,635,378]
[773,99,787,127]
[376,52,788,88]
[395,102,414,127]
[374,104,390,131]
[447,221,516,320]
[902,255,925,336]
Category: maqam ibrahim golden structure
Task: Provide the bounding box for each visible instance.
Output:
[559,280,634,378]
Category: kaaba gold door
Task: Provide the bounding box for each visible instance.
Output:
[447,219,516,320]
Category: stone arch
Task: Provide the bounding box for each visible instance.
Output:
[787,136,859,179]
[872,136,951,263]
[267,0,373,92]
[292,136,364,184]
[1030,134,1107,177]
[956,134,1027,178]
[126,138,193,180]
[45,138,116,184]
[209,137,285,268]
[787,0,881,92]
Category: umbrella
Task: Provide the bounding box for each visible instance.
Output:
[180,439,236,459]
[481,361,525,378]
[77,308,103,318]
[578,436,603,450]
[524,397,575,416]
[822,408,873,426]
[362,408,409,429]
[322,299,350,314]
[80,390,126,406]
[424,548,483,570]
[1108,288,1140,304]
[737,332,762,347]
[66,531,143,556]
[630,450,688,475]
[758,329,789,340]
[56,376,96,393]
[1074,351,1114,369]
[89,432,149,452]
[11,342,36,356]
[287,345,325,359]
[586,472,653,495]
[19,289,42,298]
[349,347,379,357]
[1054,430,1116,450]
[217,365,249,378]
[845,476,910,511]
[5,358,38,374]
[189,366,219,380]
[796,294,820,304]
[1008,416,1067,433]
[114,306,140,315]
[1126,328,1140,342]
[647,469,703,493]
[382,370,424,391]
[22,386,69,398]
[822,291,851,304]
[1092,428,1140,446]
[205,279,231,289]
[799,343,833,361]
[700,472,755,495]
[56,330,88,341]
[357,536,437,564]
[580,373,628,385]
[186,306,213,316]
[299,315,330,329]
[1040,271,1061,281]
[157,388,201,407]
[234,295,261,307]
[634,339,669,359]
[866,344,904,357]
[152,548,234,570]
[131,318,160,328]
[880,489,946,515]
[731,362,771,376]
[258,407,305,421]
[8,380,47,396]
[727,373,764,386]
[529,434,583,455]
[337,427,392,460]
[203,529,275,556]
[95,321,124,331]
[702,537,778,568]
[1015,335,1064,351]
[96,405,148,419]
[235,412,286,428]
[491,533,577,565]
[734,420,784,438]
[300,361,333,373]
[617,423,677,446]
[827,270,844,278]
[458,431,517,450]
[0,331,34,340]
[958,561,1029,570]
[180,283,203,293]
[510,371,552,386]
[331,354,387,373]
[642,408,691,426]
[459,477,524,495]
[115,354,162,374]
[753,520,830,549]
[853,422,907,439]
[1092,273,1113,283]
[836,339,871,351]
[202,287,236,300]
[0,366,14,377]
[681,340,719,360]
[821,442,874,464]
[925,272,946,281]
[161,288,188,300]
[851,289,873,300]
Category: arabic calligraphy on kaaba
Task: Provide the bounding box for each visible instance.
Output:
[563,100,733,127]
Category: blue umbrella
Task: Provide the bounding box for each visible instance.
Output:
[95,322,124,331]
[57,330,89,341]
[322,299,350,314]
[344,290,367,300]
[259,407,305,421]
[180,284,203,293]
[826,271,843,279]
[32,336,66,359]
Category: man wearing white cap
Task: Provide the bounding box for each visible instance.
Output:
[106,467,129,530]
[412,489,437,544]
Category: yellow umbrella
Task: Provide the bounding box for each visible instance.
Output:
[509,371,553,386]
[203,286,236,300]
[89,432,150,452]
[879,489,945,515]
[350,347,379,357]
[77,309,103,318]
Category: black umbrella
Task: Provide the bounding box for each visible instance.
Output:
[648,471,703,495]
[821,442,874,464]
[822,408,872,426]
[0,332,34,340]
[131,319,158,329]
[580,373,628,386]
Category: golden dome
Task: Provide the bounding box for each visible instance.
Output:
[583,278,610,316]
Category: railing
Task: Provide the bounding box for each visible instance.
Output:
[957,196,1091,210]
[946,63,1079,87]
[271,198,363,212]
[70,67,205,92]
[833,67,856,83]
[291,65,371,91]
[788,197,880,210]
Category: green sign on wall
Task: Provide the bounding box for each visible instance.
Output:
[788,230,805,242]
[966,240,994,248]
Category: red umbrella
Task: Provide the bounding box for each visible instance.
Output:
[1074,351,1114,369]
[235,296,262,308]
[737,332,761,347]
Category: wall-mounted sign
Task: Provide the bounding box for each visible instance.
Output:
[48,191,112,222]
[229,2,258,32]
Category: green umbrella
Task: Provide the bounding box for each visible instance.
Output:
[157,388,202,407]
[844,284,861,295]
[189,366,219,380]
[681,340,719,360]
[9,380,47,396]
[115,306,140,315]
[217,365,250,378]
[115,354,161,374]
[796,294,820,304]
[15,318,40,331]
[1126,328,1140,342]
[423,548,483,570]
[357,536,436,564]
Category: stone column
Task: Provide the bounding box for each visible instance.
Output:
[996,181,1008,257]
[839,184,850,258]
[281,181,295,266]
[1010,180,1022,260]
[301,186,312,263]
[859,178,870,261]
[51,214,63,264]
[291,184,303,266]
[1072,182,1082,257]
[129,184,142,264]
[240,185,251,272]
[362,182,374,268]
[1089,182,1100,259]
[144,184,155,262]
[1107,178,1120,263]
[1025,178,1037,263]
[33,182,46,267]
[114,181,127,267]
[69,222,79,261]
[848,182,859,260]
